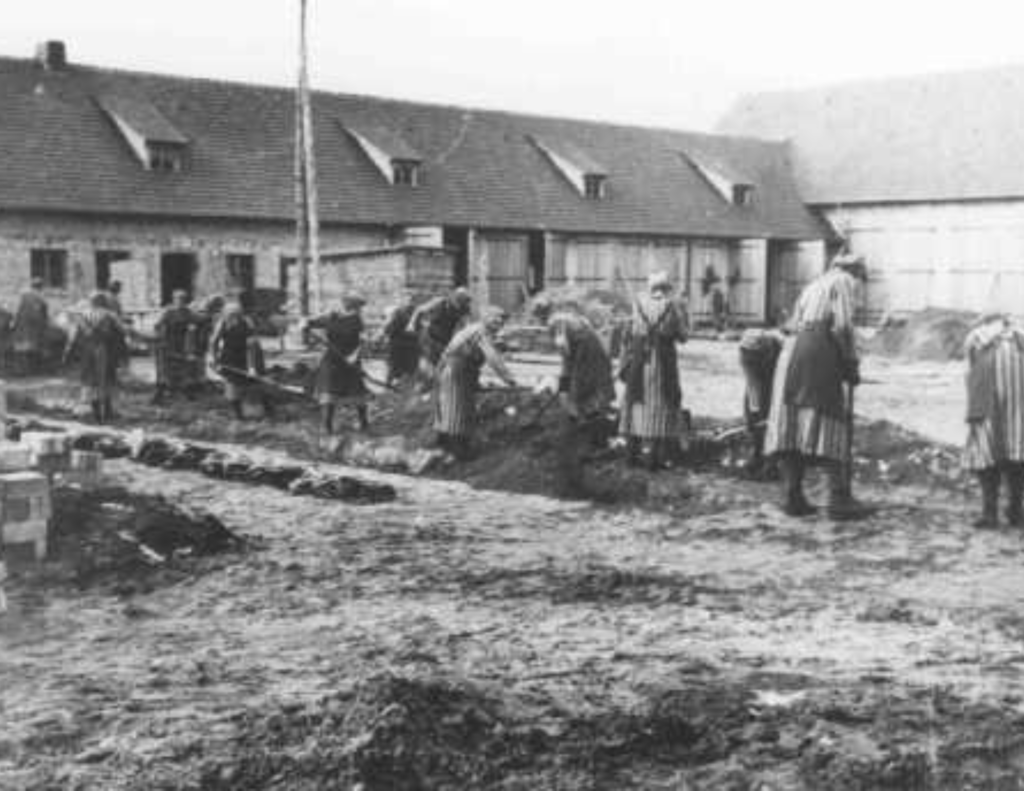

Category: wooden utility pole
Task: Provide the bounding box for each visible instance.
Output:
[294,0,321,316]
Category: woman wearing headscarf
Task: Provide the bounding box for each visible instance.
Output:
[210,302,273,421]
[963,313,1024,528]
[433,307,517,459]
[152,289,198,404]
[64,291,128,424]
[305,294,370,434]
[550,311,616,495]
[12,278,49,375]
[618,271,689,470]
[764,253,867,518]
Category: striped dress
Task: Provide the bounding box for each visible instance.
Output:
[618,295,687,440]
[963,320,1024,470]
[433,323,513,439]
[764,268,858,461]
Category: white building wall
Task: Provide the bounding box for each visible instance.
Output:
[822,201,1024,319]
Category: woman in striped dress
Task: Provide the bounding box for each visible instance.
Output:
[963,314,1024,527]
[433,308,516,459]
[618,272,688,470]
[306,294,370,435]
[64,292,128,424]
[765,254,865,517]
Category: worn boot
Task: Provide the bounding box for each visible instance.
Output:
[975,468,1000,528]
[1004,465,1023,527]
[827,464,874,521]
[356,405,370,432]
[780,453,815,516]
[90,399,104,425]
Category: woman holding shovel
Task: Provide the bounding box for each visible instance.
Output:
[210,302,273,421]
[305,294,371,435]
[433,307,517,459]
[764,253,869,519]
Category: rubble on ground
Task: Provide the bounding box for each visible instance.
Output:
[867,308,977,361]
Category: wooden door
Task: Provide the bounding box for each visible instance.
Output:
[481,234,529,312]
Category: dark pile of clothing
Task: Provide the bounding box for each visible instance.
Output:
[289,469,397,504]
[69,431,133,459]
[130,436,396,503]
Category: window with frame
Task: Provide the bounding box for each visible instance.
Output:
[583,174,607,200]
[30,248,68,289]
[732,184,754,206]
[148,143,184,172]
[392,159,419,186]
[95,249,130,289]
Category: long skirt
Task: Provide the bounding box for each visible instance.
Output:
[433,359,476,439]
[80,344,119,401]
[963,340,1024,470]
[764,337,848,461]
[619,350,680,440]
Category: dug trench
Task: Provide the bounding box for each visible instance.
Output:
[6,358,1023,788]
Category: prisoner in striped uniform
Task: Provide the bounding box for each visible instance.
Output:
[433,308,516,459]
[739,327,784,475]
[550,311,616,495]
[765,254,866,517]
[618,271,688,470]
[962,314,1024,527]
[64,292,128,425]
[306,294,370,435]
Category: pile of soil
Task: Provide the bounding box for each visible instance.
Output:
[98,672,1024,790]
[854,418,967,491]
[867,308,977,361]
[15,487,246,591]
[526,285,631,330]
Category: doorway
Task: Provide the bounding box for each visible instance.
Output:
[443,227,469,287]
[160,252,197,305]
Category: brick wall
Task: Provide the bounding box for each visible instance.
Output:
[0,211,393,313]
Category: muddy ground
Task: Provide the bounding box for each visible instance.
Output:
[2,341,1023,789]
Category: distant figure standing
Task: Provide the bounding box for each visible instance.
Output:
[190,294,225,388]
[550,311,615,495]
[306,294,370,435]
[64,292,128,424]
[104,280,124,317]
[11,278,49,375]
[410,287,472,386]
[618,272,689,471]
[381,292,421,387]
[210,302,272,421]
[963,314,1024,528]
[433,308,516,459]
[152,290,198,404]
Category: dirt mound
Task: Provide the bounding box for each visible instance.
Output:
[854,418,966,490]
[17,487,247,591]
[868,308,976,361]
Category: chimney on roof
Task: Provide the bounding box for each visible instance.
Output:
[35,40,67,70]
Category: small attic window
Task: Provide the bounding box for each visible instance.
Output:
[732,184,754,206]
[392,159,420,187]
[148,143,185,173]
[584,173,607,200]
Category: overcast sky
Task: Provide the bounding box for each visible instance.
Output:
[3,0,1023,130]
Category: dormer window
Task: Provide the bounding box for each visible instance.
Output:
[732,183,754,206]
[344,123,423,187]
[531,136,609,200]
[584,174,607,200]
[392,159,420,186]
[97,94,189,173]
[682,149,755,207]
[148,143,185,173]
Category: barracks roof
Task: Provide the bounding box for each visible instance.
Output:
[717,64,1024,206]
[0,51,824,240]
